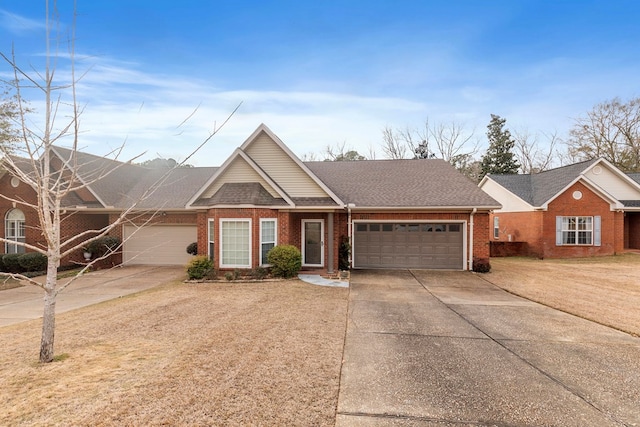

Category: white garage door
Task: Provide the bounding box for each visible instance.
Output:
[123,225,197,265]
[353,222,464,269]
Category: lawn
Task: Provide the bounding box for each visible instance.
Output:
[486,254,640,337]
[0,280,349,426]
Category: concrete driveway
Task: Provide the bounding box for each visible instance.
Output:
[337,269,640,426]
[0,266,185,327]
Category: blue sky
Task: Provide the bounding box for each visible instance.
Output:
[1,1,639,165]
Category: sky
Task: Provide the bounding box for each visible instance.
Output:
[1,0,640,166]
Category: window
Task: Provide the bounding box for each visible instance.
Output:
[557,216,600,246]
[5,209,25,254]
[493,217,499,239]
[260,219,277,266]
[208,219,215,261]
[220,219,251,268]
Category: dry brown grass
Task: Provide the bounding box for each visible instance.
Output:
[486,254,640,336]
[0,280,348,426]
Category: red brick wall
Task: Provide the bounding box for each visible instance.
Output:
[628,213,640,249]
[490,211,544,257]
[542,181,620,258]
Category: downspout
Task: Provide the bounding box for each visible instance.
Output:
[347,203,355,268]
[468,208,477,271]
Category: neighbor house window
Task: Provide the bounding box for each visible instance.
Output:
[220,219,251,268]
[208,219,215,261]
[556,216,601,246]
[493,217,499,239]
[260,219,277,266]
[5,209,26,254]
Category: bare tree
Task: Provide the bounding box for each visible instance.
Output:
[567,97,640,172]
[513,129,561,173]
[322,141,366,161]
[381,119,479,179]
[0,3,236,363]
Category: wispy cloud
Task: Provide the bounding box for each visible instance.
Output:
[0,9,45,35]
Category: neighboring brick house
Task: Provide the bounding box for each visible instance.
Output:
[479,158,640,258]
[1,124,500,271]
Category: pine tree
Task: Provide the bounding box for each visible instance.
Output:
[480,114,520,178]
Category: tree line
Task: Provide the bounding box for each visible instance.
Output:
[303,96,640,181]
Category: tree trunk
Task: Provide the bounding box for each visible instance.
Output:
[39,259,58,363]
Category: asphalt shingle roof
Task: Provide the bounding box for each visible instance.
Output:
[192,182,288,206]
[489,159,599,206]
[306,159,500,208]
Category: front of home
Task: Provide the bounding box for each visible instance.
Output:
[0,124,500,271]
[480,158,640,258]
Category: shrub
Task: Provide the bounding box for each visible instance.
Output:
[267,245,302,278]
[224,272,234,281]
[2,254,22,273]
[338,236,351,271]
[186,256,213,280]
[18,252,48,272]
[251,266,268,280]
[472,257,491,273]
[186,242,198,255]
[87,235,121,258]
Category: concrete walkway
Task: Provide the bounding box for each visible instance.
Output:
[337,269,640,426]
[0,266,185,327]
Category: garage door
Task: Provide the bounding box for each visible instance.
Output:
[353,222,464,269]
[123,225,197,265]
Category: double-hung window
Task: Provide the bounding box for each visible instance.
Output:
[557,216,601,246]
[260,219,277,266]
[5,209,25,254]
[207,219,215,261]
[493,217,499,239]
[220,219,251,268]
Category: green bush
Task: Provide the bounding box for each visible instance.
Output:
[472,257,491,273]
[18,252,48,272]
[86,235,121,257]
[251,266,268,280]
[338,236,351,271]
[186,256,213,280]
[186,242,198,255]
[267,245,302,278]
[2,254,22,273]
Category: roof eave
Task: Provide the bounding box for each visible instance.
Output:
[348,205,502,211]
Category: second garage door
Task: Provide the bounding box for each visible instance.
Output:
[353,222,464,269]
[123,225,197,265]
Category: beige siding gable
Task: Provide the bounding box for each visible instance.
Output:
[244,131,329,198]
[585,163,640,200]
[201,156,280,199]
[480,178,534,212]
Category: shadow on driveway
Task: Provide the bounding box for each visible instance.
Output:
[0,265,185,327]
[337,269,640,426]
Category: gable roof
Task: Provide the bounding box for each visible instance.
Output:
[306,159,500,209]
[487,159,599,206]
[188,124,343,208]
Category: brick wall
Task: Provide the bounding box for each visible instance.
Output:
[542,181,621,258]
[628,213,640,249]
[490,211,544,257]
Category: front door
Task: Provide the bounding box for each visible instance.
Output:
[302,220,324,267]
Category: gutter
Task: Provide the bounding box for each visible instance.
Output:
[347,203,355,268]
[468,208,477,271]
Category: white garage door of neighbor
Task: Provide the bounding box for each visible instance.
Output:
[123,225,197,265]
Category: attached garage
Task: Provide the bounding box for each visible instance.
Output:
[353,222,465,269]
[123,225,197,265]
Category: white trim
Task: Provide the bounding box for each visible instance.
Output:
[301,219,324,267]
[219,218,252,269]
[207,218,215,260]
[259,218,278,266]
[351,219,468,271]
[240,124,345,207]
[348,206,501,211]
[50,146,110,208]
[186,149,295,208]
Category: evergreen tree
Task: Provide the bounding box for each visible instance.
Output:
[480,114,520,178]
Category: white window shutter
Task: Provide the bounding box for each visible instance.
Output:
[556,216,563,246]
[594,216,601,246]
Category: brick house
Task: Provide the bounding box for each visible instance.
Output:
[479,158,640,258]
[1,124,500,271]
